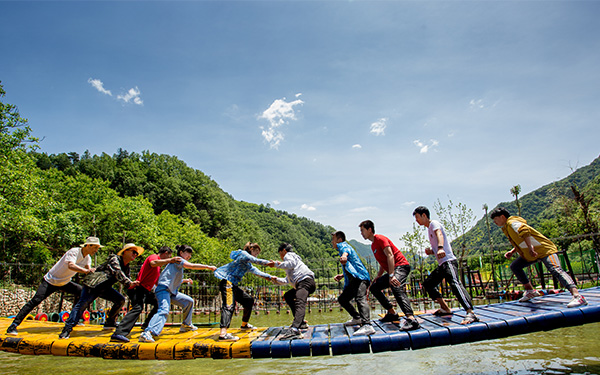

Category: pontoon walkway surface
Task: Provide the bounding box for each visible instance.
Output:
[1,287,599,360]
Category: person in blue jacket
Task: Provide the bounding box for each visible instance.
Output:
[332,230,375,336]
[214,242,276,342]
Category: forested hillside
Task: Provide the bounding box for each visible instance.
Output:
[0,83,334,266]
[460,156,600,256]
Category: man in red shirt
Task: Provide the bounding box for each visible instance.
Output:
[359,220,420,331]
[111,246,181,342]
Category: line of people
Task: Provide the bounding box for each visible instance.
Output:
[5,205,587,342]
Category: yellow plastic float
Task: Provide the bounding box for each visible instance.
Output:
[0,317,263,360]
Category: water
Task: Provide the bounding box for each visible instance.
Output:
[2,309,599,375]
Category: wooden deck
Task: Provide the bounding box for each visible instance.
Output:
[1,287,599,360]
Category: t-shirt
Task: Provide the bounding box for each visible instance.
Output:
[156,259,185,294]
[135,254,161,291]
[337,241,370,287]
[371,234,409,272]
[427,220,457,265]
[44,247,91,286]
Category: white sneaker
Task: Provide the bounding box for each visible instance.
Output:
[519,290,540,302]
[353,324,376,336]
[567,295,588,308]
[139,331,155,343]
[179,324,198,333]
[343,318,362,326]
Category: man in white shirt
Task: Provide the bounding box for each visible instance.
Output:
[6,237,102,336]
[413,206,479,325]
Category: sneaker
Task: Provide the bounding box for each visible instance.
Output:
[59,329,71,340]
[279,328,304,340]
[344,317,362,326]
[6,325,18,336]
[219,333,240,342]
[567,295,588,308]
[353,324,376,336]
[399,318,420,331]
[379,313,400,323]
[179,324,198,333]
[519,290,540,302]
[299,321,309,330]
[240,323,256,330]
[460,312,480,325]
[139,331,155,343]
[110,333,130,343]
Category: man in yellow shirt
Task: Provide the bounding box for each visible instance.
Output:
[490,207,587,308]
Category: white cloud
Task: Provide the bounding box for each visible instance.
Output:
[117,87,143,106]
[88,78,112,96]
[470,99,485,109]
[413,139,439,153]
[402,201,416,207]
[258,95,304,149]
[352,144,362,149]
[370,118,387,136]
[349,206,377,213]
[88,78,143,106]
[272,200,280,205]
[301,203,316,211]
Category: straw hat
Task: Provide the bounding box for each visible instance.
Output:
[117,243,145,257]
[81,236,104,248]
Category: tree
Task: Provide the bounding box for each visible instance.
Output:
[433,197,476,265]
[510,184,522,216]
[400,223,429,285]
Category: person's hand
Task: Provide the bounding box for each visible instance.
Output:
[389,275,401,287]
[333,274,343,282]
[266,261,276,267]
[340,255,348,265]
[529,249,538,258]
[183,278,194,285]
[436,249,446,260]
[87,267,96,274]
[131,280,140,287]
[170,256,183,263]
[504,250,514,259]
[207,265,217,271]
[424,247,434,256]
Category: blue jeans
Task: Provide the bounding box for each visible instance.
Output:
[145,287,194,336]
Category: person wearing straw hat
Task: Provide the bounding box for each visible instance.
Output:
[111,246,182,343]
[59,243,143,339]
[6,236,102,336]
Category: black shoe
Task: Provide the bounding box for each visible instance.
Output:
[59,329,71,339]
[280,328,304,340]
[103,322,118,330]
[110,333,130,343]
[400,318,420,331]
[379,313,400,323]
[6,324,18,336]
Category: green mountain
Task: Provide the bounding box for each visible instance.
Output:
[348,239,375,262]
[460,154,600,255]
[31,150,336,260]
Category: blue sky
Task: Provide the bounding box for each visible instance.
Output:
[2,1,599,248]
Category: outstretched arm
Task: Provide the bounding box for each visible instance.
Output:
[184,262,217,271]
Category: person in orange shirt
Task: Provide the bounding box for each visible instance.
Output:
[490,207,587,308]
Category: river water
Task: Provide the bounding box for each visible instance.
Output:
[1,309,599,375]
